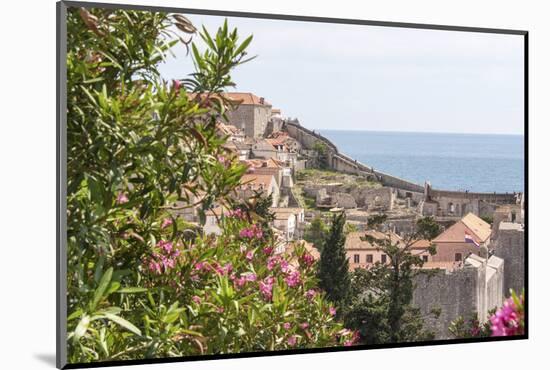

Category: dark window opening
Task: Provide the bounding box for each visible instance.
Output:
[381,254,387,263]
[455,253,462,262]
[353,254,360,263]
[366,254,373,263]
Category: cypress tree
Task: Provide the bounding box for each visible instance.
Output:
[318,212,351,305]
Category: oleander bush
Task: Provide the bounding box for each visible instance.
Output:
[66,7,354,363]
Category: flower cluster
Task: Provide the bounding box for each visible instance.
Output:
[299,252,315,267]
[285,270,301,288]
[116,192,129,205]
[142,240,180,275]
[490,294,524,337]
[227,208,245,219]
[233,272,257,288]
[239,224,264,239]
[259,276,275,300]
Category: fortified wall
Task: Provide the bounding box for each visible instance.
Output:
[284,120,424,193]
[413,254,504,339]
[283,120,520,217]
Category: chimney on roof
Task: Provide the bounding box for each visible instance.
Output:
[259,97,265,105]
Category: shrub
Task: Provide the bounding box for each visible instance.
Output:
[65,8,355,363]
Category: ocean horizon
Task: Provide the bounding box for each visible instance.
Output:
[319,129,524,193]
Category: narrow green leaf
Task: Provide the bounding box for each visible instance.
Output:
[103,312,142,336]
[91,267,113,311]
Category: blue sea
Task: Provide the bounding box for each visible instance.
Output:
[319,130,524,193]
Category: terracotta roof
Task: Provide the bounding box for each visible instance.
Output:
[188,92,271,106]
[240,174,275,188]
[410,239,432,249]
[224,92,271,106]
[216,122,243,136]
[270,207,304,219]
[345,230,402,250]
[242,158,282,169]
[433,213,491,244]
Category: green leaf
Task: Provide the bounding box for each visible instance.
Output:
[74,315,90,341]
[91,267,113,311]
[102,312,142,336]
[116,287,148,294]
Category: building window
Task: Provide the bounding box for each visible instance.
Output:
[353,254,360,263]
[381,254,387,263]
[422,255,428,262]
[366,254,373,263]
[455,253,462,262]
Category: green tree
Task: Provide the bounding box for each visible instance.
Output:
[344,216,441,344]
[318,212,351,307]
[312,141,329,169]
[304,215,328,252]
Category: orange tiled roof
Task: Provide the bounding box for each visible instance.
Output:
[433,213,491,244]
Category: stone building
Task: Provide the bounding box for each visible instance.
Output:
[224,92,272,138]
[431,213,491,262]
[344,230,432,270]
[235,173,280,207]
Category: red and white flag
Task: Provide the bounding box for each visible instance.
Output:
[464,232,480,247]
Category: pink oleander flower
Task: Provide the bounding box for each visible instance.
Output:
[192,295,201,304]
[300,322,309,330]
[161,218,173,229]
[490,297,521,336]
[116,192,129,205]
[172,79,181,92]
[194,262,205,271]
[283,322,291,330]
[300,252,315,267]
[228,208,244,219]
[244,272,257,282]
[263,246,274,255]
[287,335,297,346]
[285,270,301,288]
[280,259,290,273]
[239,224,264,239]
[267,256,279,270]
[259,277,274,300]
[246,250,255,261]
[329,307,337,317]
[305,289,317,300]
[142,240,180,275]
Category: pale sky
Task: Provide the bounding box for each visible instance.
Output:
[159,14,525,135]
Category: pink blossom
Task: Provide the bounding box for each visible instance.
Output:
[267,256,278,270]
[285,270,301,288]
[194,262,205,271]
[300,253,315,267]
[300,322,309,330]
[490,297,521,336]
[116,192,129,205]
[263,246,274,255]
[287,335,297,346]
[239,224,263,239]
[329,307,337,317]
[246,250,255,261]
[192,295,201,304]
[305,289,317,300]
[259,277,274,300]
[280,259,290,273]
[228,208,244,219]
[161,218,173,229]
[283,322,291,330]
[172,79,181,92]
